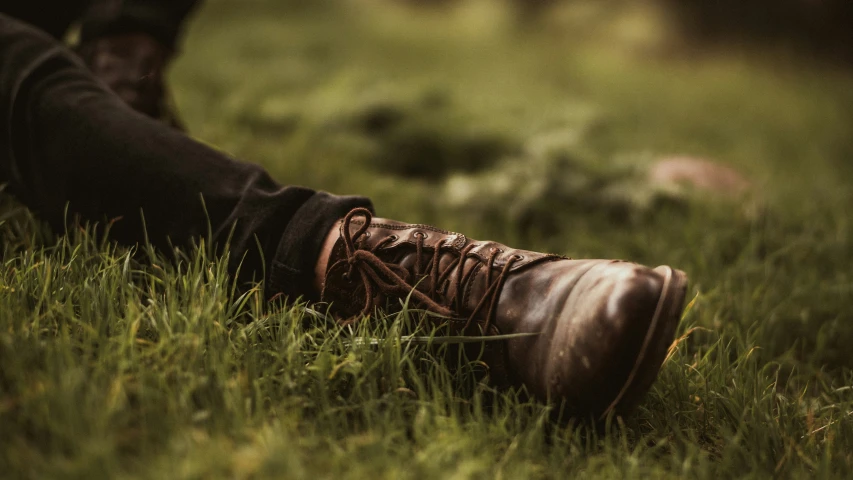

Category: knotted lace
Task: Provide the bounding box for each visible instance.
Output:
[339,208,520,332]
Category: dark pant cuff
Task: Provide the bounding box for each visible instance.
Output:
[267,191,374,301]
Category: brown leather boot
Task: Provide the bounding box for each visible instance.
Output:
[77,33,184,129]
[321,208,688,418]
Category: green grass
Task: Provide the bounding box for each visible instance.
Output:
[3,0,853,477]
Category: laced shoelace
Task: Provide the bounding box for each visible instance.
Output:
[340,208,520,332]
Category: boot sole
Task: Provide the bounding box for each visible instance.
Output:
[600,265,688,418]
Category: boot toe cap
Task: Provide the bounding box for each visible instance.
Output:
[543,262,678,416]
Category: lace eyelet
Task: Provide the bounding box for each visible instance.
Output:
[513,254,524,261]
[388,234,399,241]
[413,231,427,239]
[363,231,371,238]
[490,247,504,254]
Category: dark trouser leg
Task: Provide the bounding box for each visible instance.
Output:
[0,13,372,299]
[80,0,201,49]
[0,0,201,50]
[0,0,89,39]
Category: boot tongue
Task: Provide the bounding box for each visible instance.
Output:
[322,215,565,322]
[345,218,563,273]
[463,242,564,272]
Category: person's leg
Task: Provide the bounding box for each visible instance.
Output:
[76,0,202,125]
[0,12,371,299]
[0,0,89,39]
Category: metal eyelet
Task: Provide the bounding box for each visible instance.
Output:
[490,247,504,254]
[413,231,427,239]
[388,234,399,241]
[513,254,524,261]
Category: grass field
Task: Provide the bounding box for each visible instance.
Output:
[3,0,853,477]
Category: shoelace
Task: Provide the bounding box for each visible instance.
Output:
[340,208,520,332]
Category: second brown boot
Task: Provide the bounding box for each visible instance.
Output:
[321,208,688,418]
[77,32,184,129]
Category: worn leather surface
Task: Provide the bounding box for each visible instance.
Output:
[321,213,682,415]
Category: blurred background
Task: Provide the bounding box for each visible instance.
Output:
[172,0,853,236]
